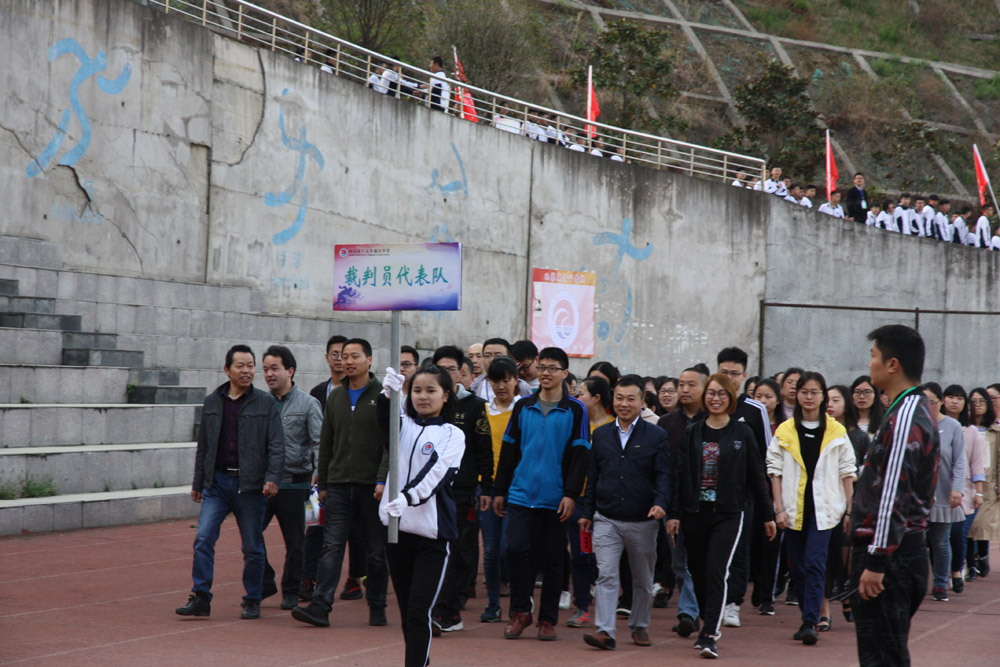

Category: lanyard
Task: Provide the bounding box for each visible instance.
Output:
[878,386,919,430]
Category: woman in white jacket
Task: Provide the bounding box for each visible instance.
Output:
[767,371,857,646]
[378,365,466,667]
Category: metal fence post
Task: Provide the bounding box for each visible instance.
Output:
[271,17,277,51]
[201,0,208,26]
[237,4,243,40]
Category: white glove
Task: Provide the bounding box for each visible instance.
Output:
[382,367,405,397]
[385,493,408,517]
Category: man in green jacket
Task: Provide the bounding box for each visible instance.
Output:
[292,337,390,628]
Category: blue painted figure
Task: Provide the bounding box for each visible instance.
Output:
[265,90,325,245]
[26,38,131,177]
[424,143,468,198]
[592,217,654,347]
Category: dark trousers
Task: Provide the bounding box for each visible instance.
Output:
[852,543,928,667]
[565,501,596,611]
[784,515,832,625]
[313,483,388,610]
[751,520,783,606]
[655,523,673,588]
[262,486,310,595]
[433,495,477,619]
[507,503,567,624]
[387,531,449,667]
[682,504,743,638]
[726,498,754,605]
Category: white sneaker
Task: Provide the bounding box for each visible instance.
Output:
[722,602,741,627]
[652,582,663,595]
[559,591,571,610]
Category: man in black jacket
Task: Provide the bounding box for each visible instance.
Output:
[850,325,938,666]
[176,345,284,620]
[430,346,493,633]
[845,172,869,223]
[580,376,669,651]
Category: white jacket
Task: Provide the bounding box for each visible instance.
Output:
[379,414,465,540]
[766,418,858,531]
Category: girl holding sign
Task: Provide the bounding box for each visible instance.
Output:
[378,365,466,667]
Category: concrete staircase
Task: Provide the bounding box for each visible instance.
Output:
[0,234,390,536]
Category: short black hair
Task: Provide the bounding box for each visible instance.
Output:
[867,325,924,382]
[693,363,711,377]
[882,199,894,209]
[616,374,645,394]
[538,346,568,369]
[225,344,255,368]
[939,198,950,206]
[487,356,518,382]
[782,367,805,382]
[901,192,911,199]
[461,356,475,374]
[511,340,539,363]
[928,194,939,201]
[325,335,347,353]
[960,206,973,215]
[405,366,457,422]
[588,361,621,387]
[431,55,444,67]
[263,344,296,372]
[566,372,577,384]
[343,337,373,358]
[854,172,864,178]
[432,345,464,368]
[582,376,612,408]
[922,382,943,401]
[482,337,511,353]
[716,346,749,370]
[400,345,419,364]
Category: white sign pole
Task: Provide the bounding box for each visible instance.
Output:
[388,310,401,544]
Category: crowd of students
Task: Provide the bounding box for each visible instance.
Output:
[177,326,1000,666]
[736,167,1000,249]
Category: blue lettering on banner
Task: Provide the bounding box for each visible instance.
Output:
[265,89,325,246]
[27,38,131,178]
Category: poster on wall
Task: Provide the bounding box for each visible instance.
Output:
[332,243,462,311]
[531,268,596,357]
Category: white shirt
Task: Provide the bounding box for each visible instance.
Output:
[895,206,911,235]
[818,202,845,218]
[493,115,522,135]
[367,73,388,94]
[865,211,878,227]
[799,196,812,208]
[525,122,547,142]
[877,210,898,232]
[567,143,586,152]
[910,209,926,237]
[609,154,624,162]
[751,181,762,191]
[992,235,1000,251]
[427,71,451,111]
[934,212,953,242]
[616,417,637,450]
[784,194,800,204]
[764,179,788,197]
[973,215,992,247]
[731,179,745,187]
[953,217,969,244]
[922,206,936,237]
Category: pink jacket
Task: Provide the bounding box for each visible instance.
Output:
[962,426,988,515]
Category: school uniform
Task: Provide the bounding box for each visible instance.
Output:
[865,211,878,227]
[817,202,845,218]
[877,210,898,232]
[922,206,937,239]
[934,212,953,242]
[952,217,969,244]
[895,206,912,235]
[764,179,788,197]
[972,215,992,247]
[799,196,813,208]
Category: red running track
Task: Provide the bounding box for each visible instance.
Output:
[0,519,997,666]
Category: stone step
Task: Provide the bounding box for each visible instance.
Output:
[0,486,196,536]
[115,333,336,372]
[0,279,19,296]
[0,296,55,313]
[62,331,119,350]
[127,386,206,405]
[0,403,198,447]
[0,364,131,404]
[128,368,179,386]
[62,348,145,368]
[0,235,62,270]
[0,442,195,495]
[0,312,81,331]
[0,329,64,365]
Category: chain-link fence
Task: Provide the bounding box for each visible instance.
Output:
[759,302,1000,388]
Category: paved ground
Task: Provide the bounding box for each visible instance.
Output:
[1,519,997,666]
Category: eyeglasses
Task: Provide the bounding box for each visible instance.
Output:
[482,352,501,359]
[438,365,459,374]
[926,398,940,405]
[659,388,677,395]
[853,389,874,397]
[400,361,416,369]
[537,365,565,374]
[517,361,536,372]
[705,390,729,399]
[719,370,744,378]
[327,352,342,359]
[798,390,822,398]
[971,399,988,406]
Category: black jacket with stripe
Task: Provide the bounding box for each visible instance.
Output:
[849,388,939,573]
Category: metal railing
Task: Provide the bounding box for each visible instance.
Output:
[147,0,766,184]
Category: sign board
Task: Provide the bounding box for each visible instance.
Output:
[531,268,596,357]
[332,243,462,311]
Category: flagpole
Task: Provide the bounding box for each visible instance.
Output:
[587,65,593,149]
[974,144,1000,214]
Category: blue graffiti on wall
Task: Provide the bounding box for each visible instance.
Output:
[424,143,468,199]
[26,39,131,178]
[265,89,325,245]
[593,217,653,346]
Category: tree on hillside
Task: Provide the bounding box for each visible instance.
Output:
[715,59,823,180]
[423,0,543,97]
[320,0,421,54]
[570,19,683,136]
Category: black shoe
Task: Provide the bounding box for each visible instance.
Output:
[932,587,949,602]
[653,589,672,608]
[340,577,364,600]
[437,614,463,632]
[793,622,818,644]
[979,556,990,577]
[241,599,261,619]
[785,591,799,606]
[967,566,979,581]
[281,593,299,610]
[676,614,698,637]
[299,580,314,601]
[262,580,278,600]
[292,602,330,627]
[758,601,775,615]
[952,576,965,594]
[175,593,211,617]
[369,605,388,626]
[698,635,718,659]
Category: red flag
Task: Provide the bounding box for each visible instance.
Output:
[825,129,839,202]
[586,65,600,138]
[974,144,991,207]
[452,47,478,124]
